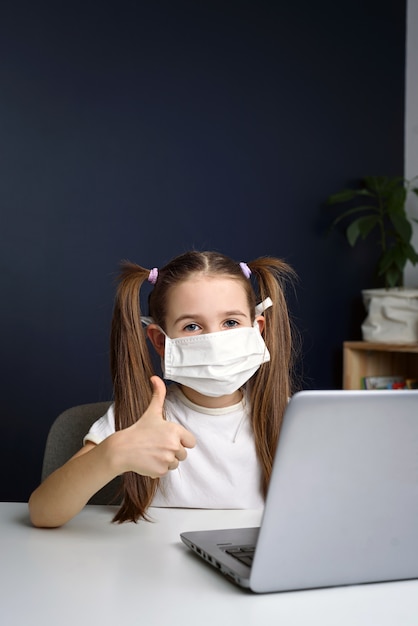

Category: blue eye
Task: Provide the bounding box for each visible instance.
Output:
[224,319,239,329]
[184,323,201,332]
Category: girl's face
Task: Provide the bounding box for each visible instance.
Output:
[146,274,265,406]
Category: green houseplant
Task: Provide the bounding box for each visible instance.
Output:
[327,175,418,288]
[327,175,418,343]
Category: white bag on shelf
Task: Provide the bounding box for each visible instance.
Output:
[362,288,418,344]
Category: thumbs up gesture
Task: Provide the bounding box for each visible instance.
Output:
[112,376,196,478]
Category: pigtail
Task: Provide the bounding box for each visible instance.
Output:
[246,257,298,497]
[110,261,159,523]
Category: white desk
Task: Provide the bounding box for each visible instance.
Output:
[1,502,417,626]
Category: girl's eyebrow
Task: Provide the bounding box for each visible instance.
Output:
[223,310,249,318]
[173,314,199,325]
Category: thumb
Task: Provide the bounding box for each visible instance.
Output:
[146,375,167,417]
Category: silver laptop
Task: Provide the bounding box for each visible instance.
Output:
[180,389,418,593]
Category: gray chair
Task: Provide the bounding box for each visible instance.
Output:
[42,401,122,505]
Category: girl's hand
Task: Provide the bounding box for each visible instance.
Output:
[111,376,196,478]
[28,376,194,528]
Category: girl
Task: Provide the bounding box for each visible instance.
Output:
[29,250,298,527]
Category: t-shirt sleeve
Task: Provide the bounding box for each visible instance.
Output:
[83,404,116,445]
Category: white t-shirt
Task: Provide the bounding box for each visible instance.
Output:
[84,384,264,509]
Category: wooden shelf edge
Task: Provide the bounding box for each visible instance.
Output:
[344,341,418,353]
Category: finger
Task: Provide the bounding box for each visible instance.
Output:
[147,376,167,415]
[175,446,188,462]
[181,429,196,450]
[168,458,179,471]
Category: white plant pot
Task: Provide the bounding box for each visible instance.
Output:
[361,288,418,344]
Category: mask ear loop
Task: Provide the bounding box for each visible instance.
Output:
[140,316,154,326]
[255,297,273,316]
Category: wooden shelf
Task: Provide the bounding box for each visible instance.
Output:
[343,341,418,390]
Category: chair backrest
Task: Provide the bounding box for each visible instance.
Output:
[42,401,122,505]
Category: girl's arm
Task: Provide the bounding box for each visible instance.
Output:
[29,377,195,528]
[28,440,119,528]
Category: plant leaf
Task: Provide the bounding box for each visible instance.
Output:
[377,252,402,287]
[390,213,412,241]
[346,215,378,246]
[392,244,408,272]
[405,242,418,265]
[327,189,373,205]
[385,267,402,288]
[330,205,378,228]
[385,185,407,214]
[378,248,397,273]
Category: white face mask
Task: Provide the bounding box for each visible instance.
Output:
[162,322,270,397]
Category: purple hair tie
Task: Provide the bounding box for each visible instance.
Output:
[148,267,159,285]
[239,262,252,279]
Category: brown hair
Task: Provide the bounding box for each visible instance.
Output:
[110,251,298,523]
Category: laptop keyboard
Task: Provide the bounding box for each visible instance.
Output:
[224,545,255,567]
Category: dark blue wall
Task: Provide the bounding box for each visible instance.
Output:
[0,0,406,501]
